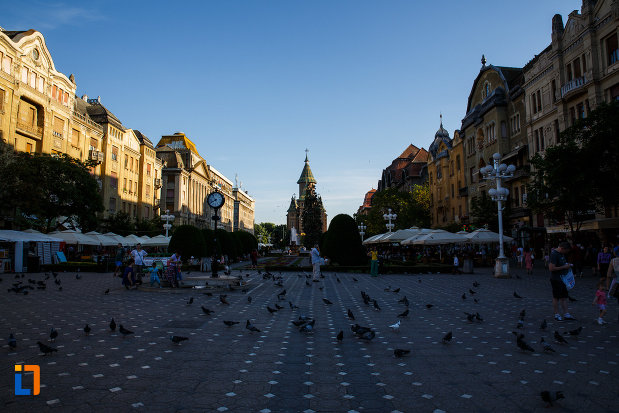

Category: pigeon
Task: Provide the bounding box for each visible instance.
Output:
[347,309,355,320]
[201,306,214,315]
[246,320,261,333]
[540,337,555,352]
[323,298,333,305]
[223,320,239,327]
[553,330,568,344]
[567,294,578,302]
[8,333,16,350]
[565,326,582,336]
[513,291,523,298]
[359,330,376,341]
[473,281,480,288]
[247,296,252,303]
[351,324,372,336]
[425,304,433,309]
[352,277,358,282]
[170,335,189,344]
[187,297,194,305]
[319,286,324,291]
[267,306,278,314]
[203,292,213,296]
[289,301,298,309]
[393,349,410,358]
[464,312,475,322]
[517,319,524,329]
[299,320,315,333]
[475,312,484,322]
[84,324,91,335]
[519,309,526,319]
[461,293,466,300]
[104,289,110,295]
[119,325,134,337]
[373,300,381,311]
[468,289,476,295]
[49,328,58,342]
[109,318,116,332]
[336,277,341,283]
[540,319,547,330]
[336,330,343,342]
[474,298,479,304]
[392,288,400,293]
[389,320,401,331]
[37,341,58,355]
[273,303,283,310]
[540,390,564,407]
[75,273,81,280]
[516,335,535,352]
[397,309,409,318]
[292,319,308,327]
[306,281,310,286]
[220,295,229,305]
[442,331,453,343]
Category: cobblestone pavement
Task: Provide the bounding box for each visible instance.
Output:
[1,265,618,413]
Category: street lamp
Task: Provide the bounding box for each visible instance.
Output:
[161,209,175,238]
[358,222,367,241]
[480,152,516,278]
[383,208,397,233]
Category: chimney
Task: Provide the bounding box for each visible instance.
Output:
[81,94,88,101]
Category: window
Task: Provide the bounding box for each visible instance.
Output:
[146,163,151,176]
[456,155,461,171]
[26,142,33,154]
[111,146,118,161]
[551,80,557,102]
[89,138,98,151]
[29,71,36,88]
[514,186,520,207]
[146,184,151,197]
[71,128,80,147]
[569,107,576,125]
[436,163,442,179]
[536,90,542,112]
[451,184,454,198]
[470,167,476,184]
[501,121,507,138]
[2,54,12,74]
[449,161,454,176]
[573,57,581,78]
[110,172,118,189]
[539,127,545,151]
[124,154,129,169]
[582,53,587,73]
[0,88,4,112]
[577,102,585,119]
[129,180,133,193]
[37,77,44,93]
[166,189,174,198]
[531,94,537,114]
[53,116,64,138]
[534,129,539,152]
[606,33,618,65]
[554,119,560,143]
[123,178,127,192]
[109,197,116,213]
[134,182,137,194]
[566,63,573,81]
[521,185,526,205]
[21,66,28,83]
[144,206,150,218]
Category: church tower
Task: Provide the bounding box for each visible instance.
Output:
[286,152,327,236]
[297,153,317,200]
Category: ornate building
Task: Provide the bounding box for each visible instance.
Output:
[357,188,377,216]
[523,0,619,236]
[377,144,428,192]
[427,116,468,227]
[286,154,328,234]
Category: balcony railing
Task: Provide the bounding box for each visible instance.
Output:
[561,75,586,97]
[16,120,43,139]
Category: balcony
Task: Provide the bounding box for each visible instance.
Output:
[505,164,530,182]
[89,150,104,164]
[154,178,162,188]
[16,120,43,139]
[561,75,586,98]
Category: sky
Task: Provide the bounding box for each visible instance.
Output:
[3,0,582,226]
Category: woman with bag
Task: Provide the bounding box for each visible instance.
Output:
[549,241,576,321]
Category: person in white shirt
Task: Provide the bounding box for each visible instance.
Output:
[310,244,322,281]
[130,243,148,277]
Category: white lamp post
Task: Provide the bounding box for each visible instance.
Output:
[383,209,397,233]
[480,153,516,278]
[358,223,367,241]
[161,209,175,238]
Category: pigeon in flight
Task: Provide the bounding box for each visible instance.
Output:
[393,349,410,358]
[223,320,239,327]
[37,341,58,355]
[109,318,116,332]
[170,335,189,344]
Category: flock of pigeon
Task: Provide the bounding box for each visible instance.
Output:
[6,268,586,408]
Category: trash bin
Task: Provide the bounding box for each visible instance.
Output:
[462,259,473,274]
[27,256,40,273]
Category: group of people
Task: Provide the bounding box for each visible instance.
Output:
[112,243,183,289]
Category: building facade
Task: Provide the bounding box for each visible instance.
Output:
[357,188,377,216]
[233,186,255,234]
[377,144,428,192]
[523,0,619,235]
[287,154,328,234]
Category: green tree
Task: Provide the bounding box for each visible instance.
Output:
[169,225,207,258]
[301,185,324,248]
[322,214,366,265]
[254,222,276,244]
[363,186,431,236]
[104,212,135,236]
[273,224,290,249]
[135,215,163,236]
[469,195,507,233]
[234,230,258,255]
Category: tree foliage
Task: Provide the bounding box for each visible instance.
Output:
[169,225,207,258]
[360,185,431,236]
[322,214,366,265]
[527,101,619,239]
[301,185,324,248]
[104,212,135,236]
[470,195,509,233]
[0,142,103,232]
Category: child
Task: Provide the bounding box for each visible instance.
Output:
[149,262,161,288]
[122,259,136,290]
[593,280,607,325]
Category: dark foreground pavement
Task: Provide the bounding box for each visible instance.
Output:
[1,265,618,413]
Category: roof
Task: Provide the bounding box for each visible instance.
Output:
[133,130,154,148]
[297,154,317,185]
[85,98,125,130]
[0,29,34,39]
[398,144,421,160]
[362,189,376,208]
[465,64,523,113]
[287,196,298,212]
[156,133,200,155]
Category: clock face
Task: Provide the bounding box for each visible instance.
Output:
[207,192,225,208]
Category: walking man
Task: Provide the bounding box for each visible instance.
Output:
[310,244,322,281]
[113,242,125,278]
[549,241,575,321]
[130,243,148,277]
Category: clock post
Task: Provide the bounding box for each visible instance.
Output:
[207,189,225,278]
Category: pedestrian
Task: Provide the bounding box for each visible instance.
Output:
[369,248,379,277]
[130,243,148,276]
[452,254,460,274]
[524,247,534,275]
[170,250,182,285]
[310,244,322,281]
[250,249,258,269]
[122,259,136,290]
[517,246,524,268]
[113,242,125,278]
[597,246,612,278]
[148,261,161,288]
[593,279,608,325]
[549,241,575,321]
[607,251,619,323]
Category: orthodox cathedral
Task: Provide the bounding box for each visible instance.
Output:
[286,153,328,236]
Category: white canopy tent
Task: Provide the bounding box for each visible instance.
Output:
[464,229,513,243]
[48,230,100,245]
[379,228,424,244]
[83,231,118,246]
[147,235,171,247]
[400,228,434,245]
[103,232,129,246]
[412,230,469,245]
[123,234,144,246]
[0,230,63,243]
[362,233,386,245]
[0,230,63,272]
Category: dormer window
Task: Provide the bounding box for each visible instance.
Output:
[482,81,491,99]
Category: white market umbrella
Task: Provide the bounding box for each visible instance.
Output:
[0,230,62,242]
[148,234,171,247]
[49,230,98,245]
[123,234,143,246]
[400,228,433,245]
[103,232,130,246]
[412,230,469,246]
[84,231,118,246]
[465,228,513,243]
[379,228,423,243]
[362,233,386,245]
[138,235,153,245]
